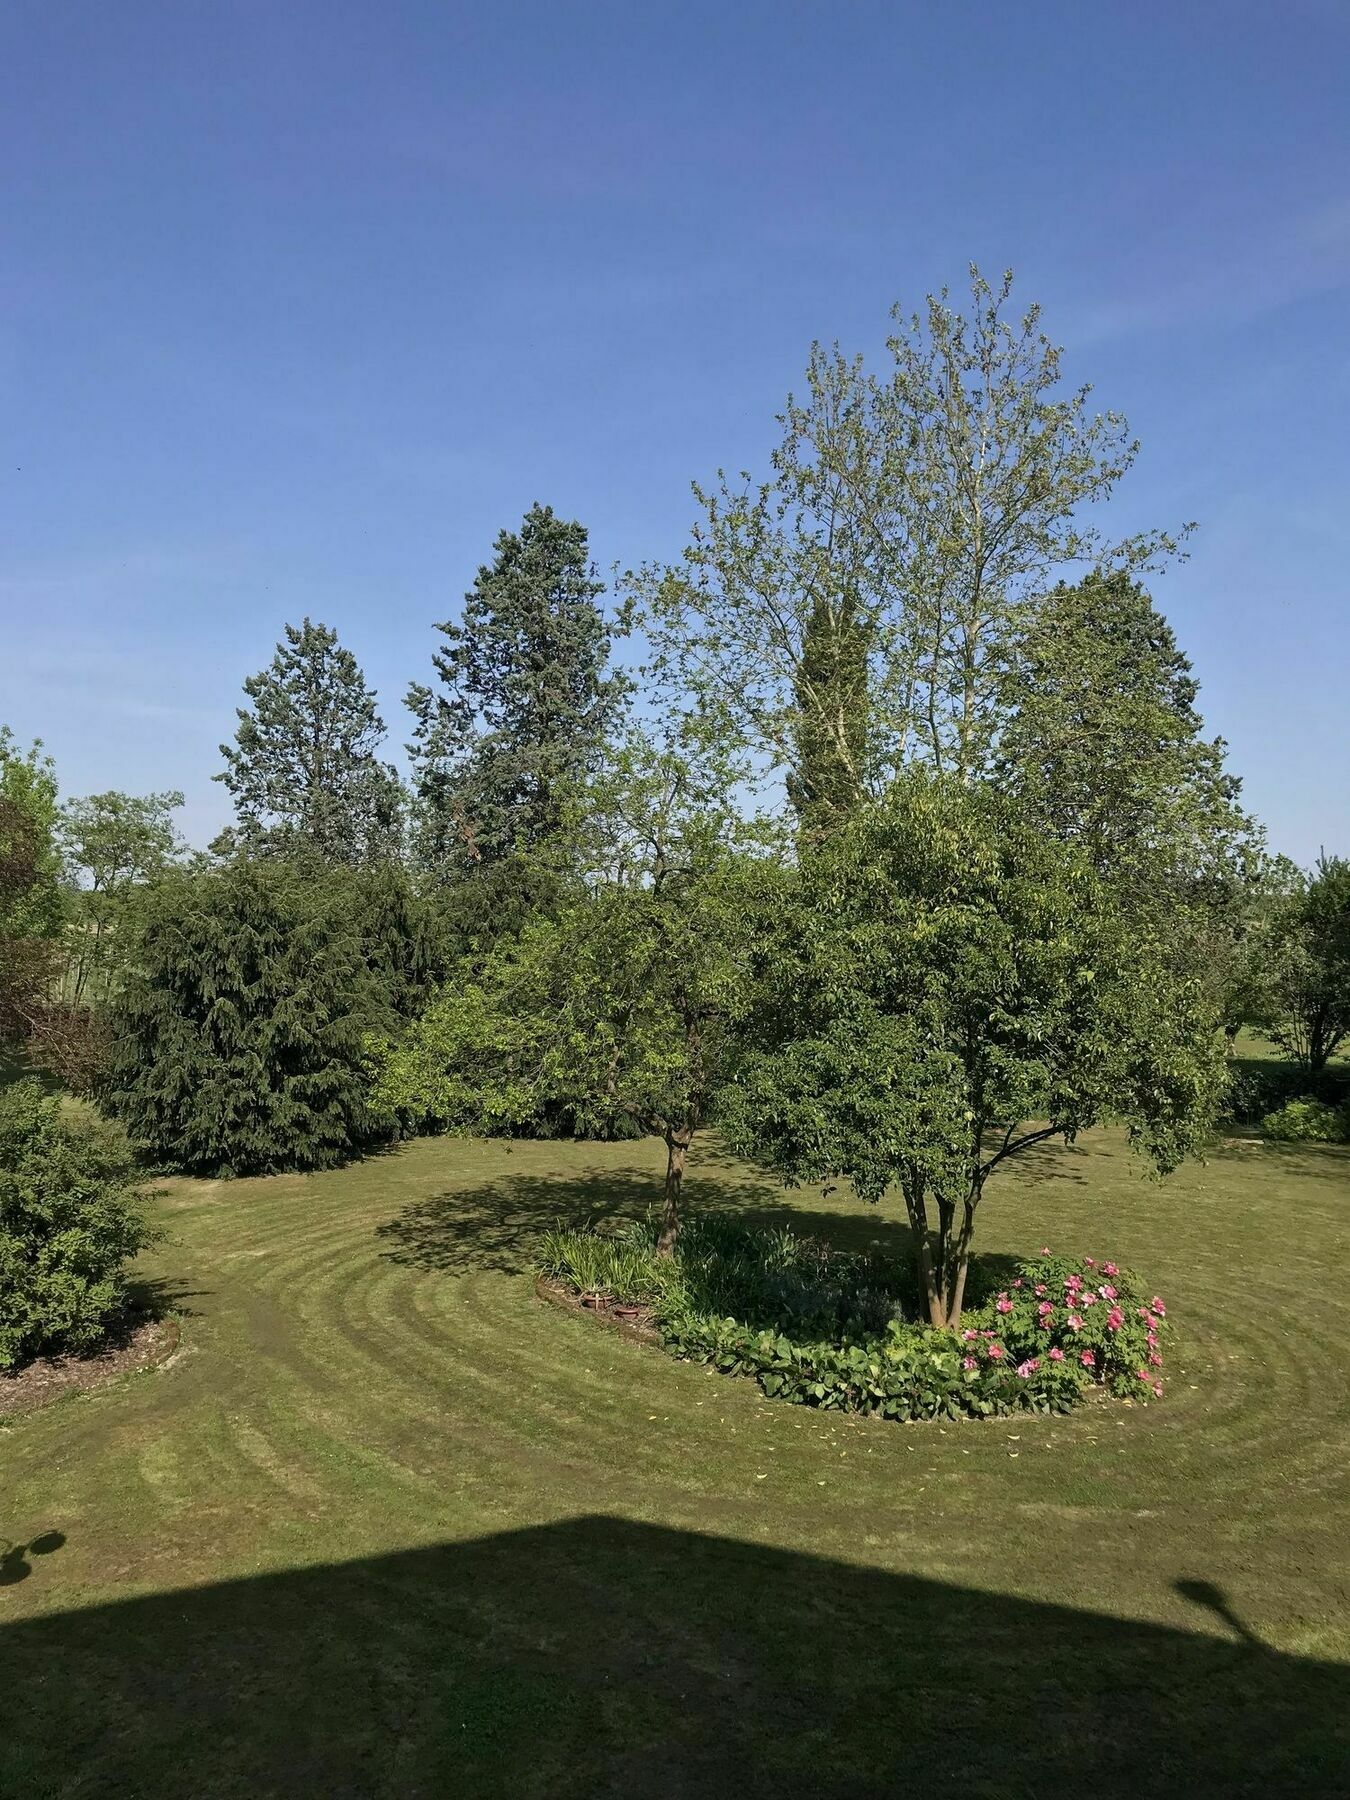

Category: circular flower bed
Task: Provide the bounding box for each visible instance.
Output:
[538,1217,1169,1423]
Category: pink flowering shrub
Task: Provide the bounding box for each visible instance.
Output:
[964,1252,1167,1400]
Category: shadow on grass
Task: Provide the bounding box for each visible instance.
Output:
[376,1168,1033,1312]
[2,1515,1346,1798]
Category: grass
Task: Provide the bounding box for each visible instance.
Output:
[2,1126,1349,1795]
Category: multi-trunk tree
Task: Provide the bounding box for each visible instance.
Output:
[722,771,1224,1330]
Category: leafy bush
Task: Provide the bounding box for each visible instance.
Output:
[1225,1057,1350,1125]
[0,1079,157,1369]
[538,1217,1168,1422]
[1259,1097,1349,1143]
[961,1252,1168,1400]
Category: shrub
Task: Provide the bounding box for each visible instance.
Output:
[0,1079,158,1369]
[1225,1058,1350,1125]
[1259,1097,1349,1143]
[538,1216,1167,1421]
[961,1251,1168,1400]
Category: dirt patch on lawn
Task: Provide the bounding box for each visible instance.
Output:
[0,1315,180,1418]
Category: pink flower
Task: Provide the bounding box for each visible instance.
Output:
[1153,1384,1164,1397]
[1098,1284,1117,1300]
[962,1357,977,1371]
[1106,1307,1124,1331]
[1136,1369,1150,1382]
[1084,1257,1096,1268]
[1102,1262,1118,1276]
[1150,1298,1167,1317]
[996,1297,1014,1315]
[1034,1284,1046,1297]
[1065,1275,1083,1290]
[1137,1306,1151,1319]
[1148,1352,1163,1367]
[1067,1313,1085,1332]
[1048,1346,1064,1362]
[1037,1301,1054,1316]
[1081,1292,1097,1307]
[1040,1246,1051,1255]
[1146,1329,1158,1345]
[962,1329,977,1341]
[987,1343,1006,1361]
[1037,1314,1053,1330]
[1016,1358,1040,1378]
[1012,1278,1023,1289]
[1080,1350,1096,1367]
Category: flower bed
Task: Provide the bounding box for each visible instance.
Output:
[536,1217,1169,1423]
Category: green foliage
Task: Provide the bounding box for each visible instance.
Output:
[722,769,1224,1326]
[407,504,628,872]
[0,728,63,943]
[626,268,1185,814]
[0,1078,157,1369]
[101,860,431,1175]
[216,619,404,865]
[58,788,185,1004]
[1259,1097,1349,1144]
[994,570,1252,897]
[539,1217,1167,1422]
[1263,856,1350,1074]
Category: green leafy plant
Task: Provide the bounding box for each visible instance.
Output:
[1259,1097,1349,1144]
[0,1079,158,1369]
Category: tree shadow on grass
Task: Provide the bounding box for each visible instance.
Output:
[375,1168,1023,1304]
[1,1515,1346,1798]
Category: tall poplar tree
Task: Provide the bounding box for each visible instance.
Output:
[406,504,628,873]
[216,620,403,865]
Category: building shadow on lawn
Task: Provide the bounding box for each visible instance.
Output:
[1,1515,1345,1799]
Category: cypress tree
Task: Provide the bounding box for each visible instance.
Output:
[785,590,871,838]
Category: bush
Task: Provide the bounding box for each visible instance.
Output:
[1225,1057,1350,1125]
[0,1079,157,1369]
[101,859,435,1176]
[537,1218,1168,1422]
[1259,1097,1349,1143]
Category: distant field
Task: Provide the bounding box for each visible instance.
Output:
[2,1125,1348,1795]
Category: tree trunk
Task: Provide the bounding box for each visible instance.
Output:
[902,1176,946,1329]
[943,1194,979,1329]
[656,1125,693,1257]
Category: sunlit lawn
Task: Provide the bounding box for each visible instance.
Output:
[2,1125,1348,1796]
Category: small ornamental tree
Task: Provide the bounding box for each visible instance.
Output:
[722,772,1224,1329]
[380,724,773,1248]
[101,861,417,1175]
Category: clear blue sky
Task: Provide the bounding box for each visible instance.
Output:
[2,0,1346,860]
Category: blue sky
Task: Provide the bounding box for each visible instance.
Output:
[2,0,1346,860]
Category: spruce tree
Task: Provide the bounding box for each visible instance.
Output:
[407,504,627,872]
[216,620,403,865]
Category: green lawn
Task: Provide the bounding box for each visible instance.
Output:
[3,1128,1349,1796]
